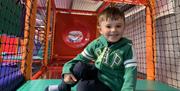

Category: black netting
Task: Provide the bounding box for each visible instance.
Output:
[121,0,180,89]
[124,6,147,79]
[0,0,26,90]
[0,0,24,37]
[32,0,47,75]
[155,0,180,89]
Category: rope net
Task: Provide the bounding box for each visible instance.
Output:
[32,0,47,75]
[0,0,53,90]
[0,0,26,90]
[123,5,147,79]
[123,0,180,89]
[154,0,180,89]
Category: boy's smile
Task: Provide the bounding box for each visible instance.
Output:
[99,18,125,43]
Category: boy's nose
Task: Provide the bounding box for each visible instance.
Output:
[111,27,116,32]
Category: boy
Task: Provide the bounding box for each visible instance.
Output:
[46,6,137,91]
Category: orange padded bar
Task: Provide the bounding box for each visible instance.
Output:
[145,0,156,80]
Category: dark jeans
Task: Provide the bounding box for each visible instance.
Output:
[59,61,112,91]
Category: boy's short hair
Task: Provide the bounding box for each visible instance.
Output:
[98,6,125,24]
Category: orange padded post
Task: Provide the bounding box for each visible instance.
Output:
[31,66,46,80]
[50,10,56,62]
[151,0,156,80]
[43,0,51,66]
[145,0,156,80]
[21,0,37,80]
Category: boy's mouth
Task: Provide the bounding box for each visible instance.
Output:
[109,34,119,36]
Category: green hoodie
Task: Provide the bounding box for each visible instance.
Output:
[62,35,137,91]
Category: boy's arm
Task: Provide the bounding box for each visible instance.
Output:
[62,40,97,74]
[121,44,137,91]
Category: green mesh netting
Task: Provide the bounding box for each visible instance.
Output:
[0,0,24,36]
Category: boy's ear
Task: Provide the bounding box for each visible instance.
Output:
[97,24,101,30]
[97,25,100,29]
[97,26,102,34]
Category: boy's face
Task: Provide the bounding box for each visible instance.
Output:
[99,17,125,43]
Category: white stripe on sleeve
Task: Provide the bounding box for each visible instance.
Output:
[124,44,137,68]
[125,63,137,68]
[81,50,94,60]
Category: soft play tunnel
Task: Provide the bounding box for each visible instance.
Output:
[0,0,180,91]
[53,13,97,61]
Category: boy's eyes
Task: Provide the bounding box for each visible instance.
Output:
[116,25,121,28]
[105,25,122,28]
[106,25,111,28]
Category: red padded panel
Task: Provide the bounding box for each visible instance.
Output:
[53,13,97,60]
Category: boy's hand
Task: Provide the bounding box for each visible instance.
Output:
[63,73,77,84]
